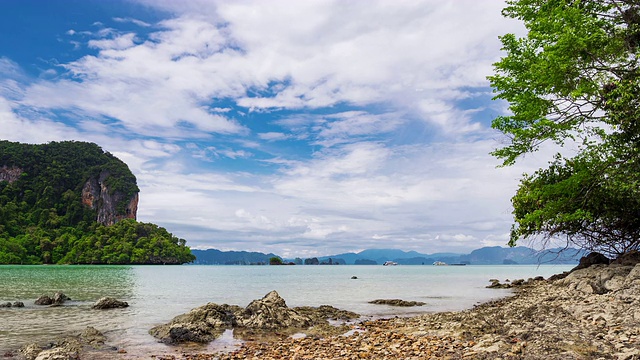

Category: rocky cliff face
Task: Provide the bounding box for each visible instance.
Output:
[81,170,139,226]
[0,165,22,183]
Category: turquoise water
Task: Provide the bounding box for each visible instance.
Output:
[0,264,572,356]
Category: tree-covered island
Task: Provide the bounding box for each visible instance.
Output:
[0,140,194,264]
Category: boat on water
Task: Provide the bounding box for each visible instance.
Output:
[383,261,398,266]
[433,261,467,266]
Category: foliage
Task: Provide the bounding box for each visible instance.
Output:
[490,0,640,257]
[269,256,284,265]
[0,140,194,264]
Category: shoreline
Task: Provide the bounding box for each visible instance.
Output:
[9,262,640,359]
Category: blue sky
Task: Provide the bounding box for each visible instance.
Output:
[0,0,546,257]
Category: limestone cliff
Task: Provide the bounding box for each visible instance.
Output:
[0,165,22,183]
[81,170,139,226]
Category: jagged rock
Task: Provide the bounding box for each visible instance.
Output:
[53,292,70,305]
[559,263,634,294]
[0,302,12,307]
[149,303,242,344]
[82,170,138,226]
[34,296,54,306]
[572,252,610,271]
[368,299,426,307]
[13,301,25,307]
[239,290,312,330]
[149,291,360,345]
[91,297,129,309]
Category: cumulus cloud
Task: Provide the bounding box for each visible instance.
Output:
[0,0,540,255]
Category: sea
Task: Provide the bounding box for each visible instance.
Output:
[0,264,573,356]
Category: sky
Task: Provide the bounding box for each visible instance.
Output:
[0,0,550,257]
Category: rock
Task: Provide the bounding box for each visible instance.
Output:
[559,264,633,294]
[351,276,358,279]
[52,292,70,305]
[0,302,12,307]
[149,303,242,344]
[34,295,54,306]
[294,305,359,321]
[92,297,129,309]
[239,290,312,330]
[368,299,426,307]
[572,252,610,271]
[79,326,106,346]
[486,279,511,289]
[20,343,42,360]
[611,250,640,266]
[510,279,525,286]
[13,301,25,307]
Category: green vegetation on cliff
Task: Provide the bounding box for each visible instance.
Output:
[0,140,195,264]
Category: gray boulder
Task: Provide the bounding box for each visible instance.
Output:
[34,295,53,306]
[92,297,129,309]
[13,301,25,307]
[149,303,241,344]
[239,290,312,330]
[0,302,12,308]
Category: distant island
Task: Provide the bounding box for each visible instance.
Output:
[191,246,584,266]
[0,140,194,265]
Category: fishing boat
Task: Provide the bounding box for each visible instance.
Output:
[383,261,398,266]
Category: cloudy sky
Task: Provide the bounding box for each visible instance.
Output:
[0,0,546,257]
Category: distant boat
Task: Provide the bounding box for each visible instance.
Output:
[433,261,447,266]
[383,261,398,266]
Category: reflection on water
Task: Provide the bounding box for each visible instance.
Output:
[0,264,573,356]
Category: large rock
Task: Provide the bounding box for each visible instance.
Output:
[34,295,53,306]
[149,303,242,344]
[149,291,360,345]
[91,297,129,309]
[572,252,610,271]
[559,263,635,294]
[239,290,312,330]
[611,250,640,266]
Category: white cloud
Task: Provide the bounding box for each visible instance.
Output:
[0,0,542,255]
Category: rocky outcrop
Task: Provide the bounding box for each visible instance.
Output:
[150,291,359,345]
[82,170,138,226]
[34,292,70,306]
[91,297,129,309]
[0,165,22,183]
[20,326,111,360]
[239,290,312,330]
[149,303,242,344]
[368,299,426,307]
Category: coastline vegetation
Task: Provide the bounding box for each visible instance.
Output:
[0,140,194,265]
[490,0,640,257]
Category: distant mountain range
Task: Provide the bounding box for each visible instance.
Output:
[191,246,586,265]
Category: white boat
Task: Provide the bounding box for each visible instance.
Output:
[433,261,447,266]
[383,261,398,266]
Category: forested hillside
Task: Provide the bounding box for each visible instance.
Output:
[0,140,194,264]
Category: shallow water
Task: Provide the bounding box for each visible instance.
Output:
[0,264,572,356]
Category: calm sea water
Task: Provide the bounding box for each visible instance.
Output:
[0,264,573,356]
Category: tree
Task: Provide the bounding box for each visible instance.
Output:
[489,0,640,257]
[269,256,284,265]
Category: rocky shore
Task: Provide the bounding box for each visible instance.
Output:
[8,254,640,359]
[158,255,640,360]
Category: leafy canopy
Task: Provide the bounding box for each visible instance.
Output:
[490,0,640,257]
